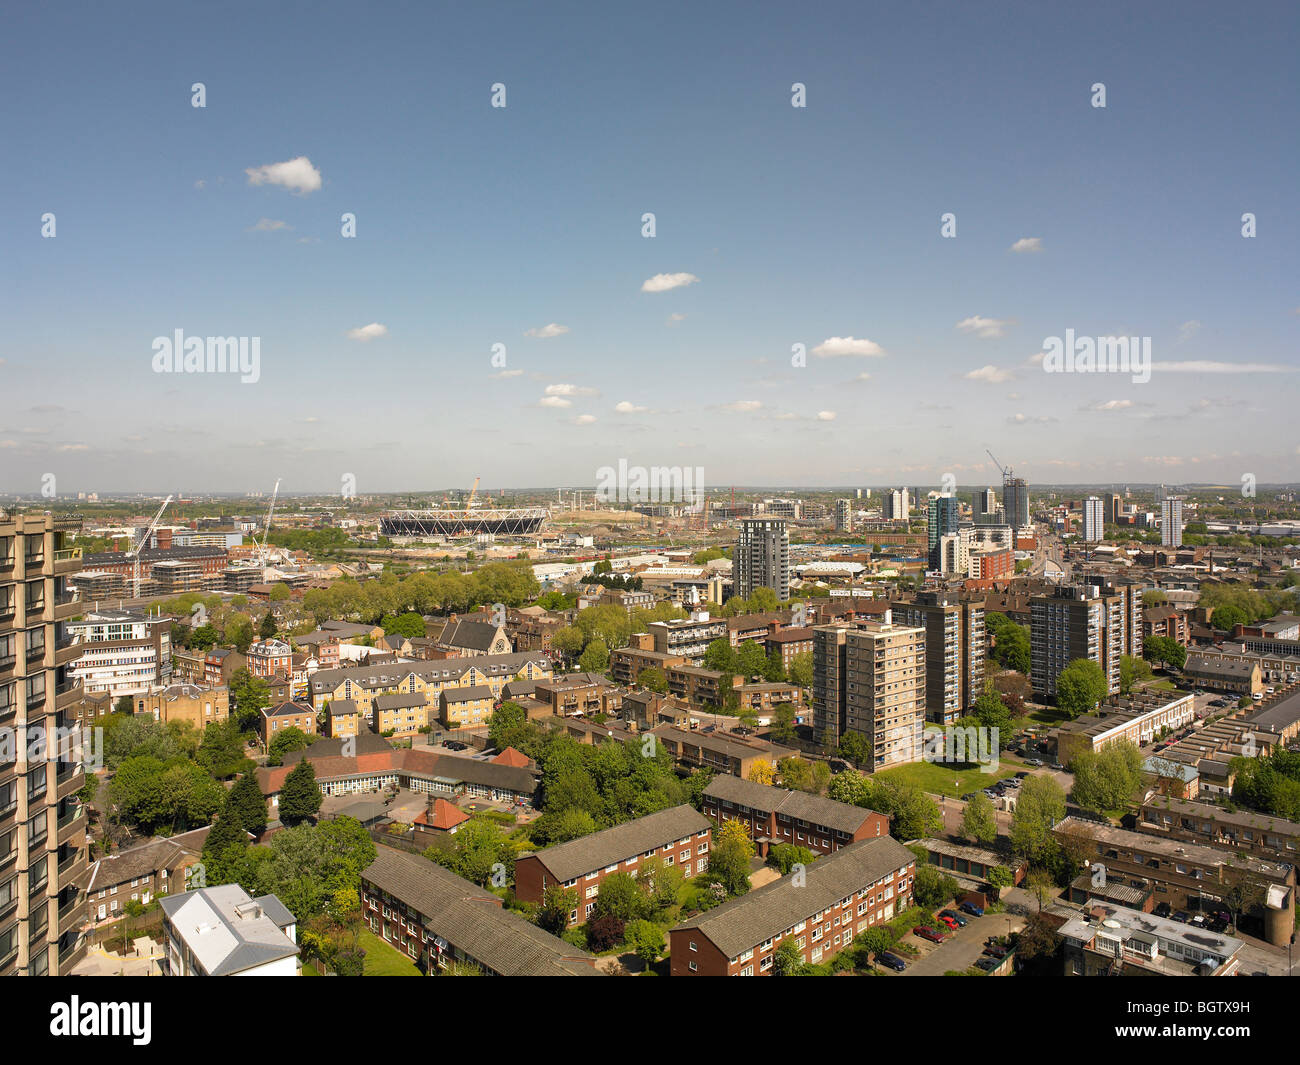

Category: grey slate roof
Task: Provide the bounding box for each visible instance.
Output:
[308,651,551,697]
[441,684,495,704]
[521,805,710,882]
[671,835,916,958]
[440,619,506,652]
[361,848,601,976]
[374,691,429,710]
[703,775,883,834]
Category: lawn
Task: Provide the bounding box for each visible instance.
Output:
[358,929,422,977]
[875,761,1005,798]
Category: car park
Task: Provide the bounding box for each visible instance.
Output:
[913,926,946,943]
[958,901,984,917]
[877,952,906,972]
[940,909,967,927]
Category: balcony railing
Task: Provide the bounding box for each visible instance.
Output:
[53,548,81,565]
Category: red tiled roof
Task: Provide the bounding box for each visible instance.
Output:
[493,746,531,768]
[415,798,470,830]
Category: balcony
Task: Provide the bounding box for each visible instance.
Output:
[52,548,82,574]
[56,806,84,845]
[56,764,84,801]
[56,679,82,709]
[0,653,14,675]
[53,592,80,621]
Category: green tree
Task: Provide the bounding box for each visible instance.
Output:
[1009,775,1067,864]
[624,919,665,967]
[772,938,805,976]
[913,863,959,909]
[279,759,323,826]
[536,885,578,936]
[225,614,255,653]
[708,819,755,897]
[268,725,313,766]
[787,651,814,689]
[703,638,738,672]
[592,872,645,923]
[578,638,610,673]
[259,611,278,639]
[1056,659,1109,719]
[487,700,528,751]
[636,666,668,693]
[226,772,269,836]
[960,792,998,845]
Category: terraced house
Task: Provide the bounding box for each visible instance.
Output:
[513,805,712,926]
[361,847,601,975]
[702,776,889,858]
[308,651,553,718]
[669,835,917,975]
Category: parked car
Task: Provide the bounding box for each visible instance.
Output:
[940,909,968,927]
[1154,902,1172,918]
[974,955,1001,972]
[1014,771,1030,779]
[1172,910,1190,923]
[1024,758,1043,767]
[913,926,946,943]
[958,901,985,917]
[877,952,906,972]
[983,942,1009,959]
[935,913,960,931]
[961,793,976,801]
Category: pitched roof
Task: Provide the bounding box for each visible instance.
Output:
[440,619,507,653]
[87,826,212,892]
[258,747,537,798]
[361,848,601,976]
[262,700,315,718]
[671,835,916,957]
[309,651,551,697]
[415,798,470,830]
[492,747,531,768]
[703,775,885,834]
[158,885,299,975]
[520,805,710,882]
[442,684,495,703]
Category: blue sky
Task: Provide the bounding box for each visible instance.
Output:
[2,0,1297,494]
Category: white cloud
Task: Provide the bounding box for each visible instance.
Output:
[667,313,686,325]
[1008,413,1056,425]
[539,396,572,408]
[491,369,524,379]
[248,218,291,232]
[720,400,762,412]
[57,443,89,452]
[641,272,699,293]
[572,414,597,425]
[816,410,837,421]
[524,323,569,338]
[614,401,647,414]
[1157,361,1296,374]
[812,336,886,358]
[1094,400,1133,411]
[244,156,322,195]
[1025,351,1046,366]
[1177,320,1201,344]
[545,383,599,397]
[956,316,1010,339]
[1009,237,1043,254]
[851,372,871,382]
[194,179,206,190]
[346,323,388,342]
[964,364,1014,383]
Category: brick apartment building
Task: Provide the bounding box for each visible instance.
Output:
[702,776,889,857]
[1143,605,1190,646]
[514,805,711,926]
[764,626,814,672]
[246,638,293,679]
[649,725,797,779]
[669,835,916,975]
[1053,816,1295,946]
[134,682,230,730]
[259,700,318,745]
[533,673,624,717]
[1137,796,1300,864]
[360,847,601,975]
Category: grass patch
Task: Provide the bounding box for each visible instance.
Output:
[875,761,1004,798]
[358,929,421,977]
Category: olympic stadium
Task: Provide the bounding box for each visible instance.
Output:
[380,507,549,538]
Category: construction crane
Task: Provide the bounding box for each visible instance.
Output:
[127,495,173,599]
[464,476,480,517]
[985,448,1008,478]
[256,479,281,568]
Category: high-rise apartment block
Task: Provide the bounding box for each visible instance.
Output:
[812,621,925,769]
[834,499,854,533]
[973,487,999,524]
[926,496,960,571]
[1,512,90,976]
[734,518,790,600]
[890,592,985,726]
[1082,497,1105,542]
[883,488,910,521]
[1161,497,1184,547]
[1002,477,1030,538]
[1030,579,1143,700]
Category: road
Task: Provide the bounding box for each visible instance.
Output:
[890,906,1026,976]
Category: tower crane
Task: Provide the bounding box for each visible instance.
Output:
[127,495,173,599]
[256,479,281,569]
[464,476,480,517]
[985,448,1009,479]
